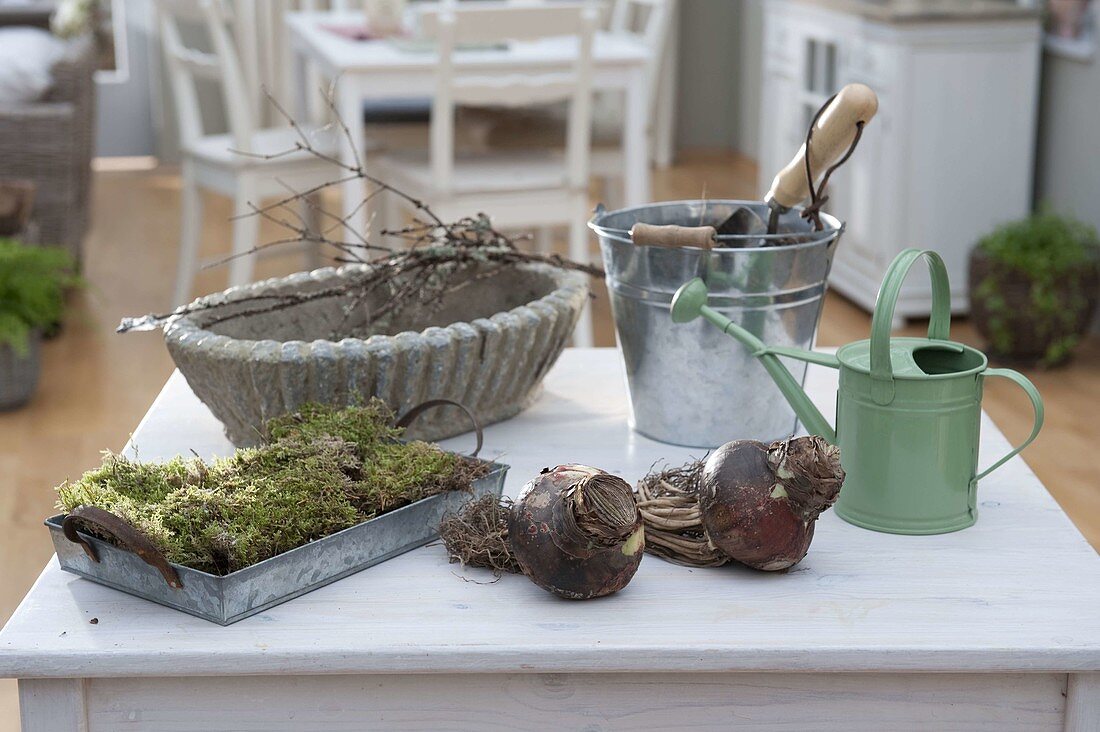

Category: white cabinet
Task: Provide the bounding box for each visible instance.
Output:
[759,0,1042,318]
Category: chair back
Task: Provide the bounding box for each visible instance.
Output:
[234,0,356,127]
[418,3,598,196]
[609,0,671,118]
[296,0,355,8]
[154,0,257,153]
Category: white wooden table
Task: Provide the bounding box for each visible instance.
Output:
[3,349,1099,730]
[285,11,653,234]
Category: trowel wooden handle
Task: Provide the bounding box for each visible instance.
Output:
[766,83,878,209]
[630,223,716,249]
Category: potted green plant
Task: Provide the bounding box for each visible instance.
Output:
[969,210,1100,366]
[0,237,77,408]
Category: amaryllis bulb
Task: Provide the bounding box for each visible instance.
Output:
[509,464,645,599]
[699,436,844,571]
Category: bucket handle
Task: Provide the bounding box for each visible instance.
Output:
[973,368,1044,484]
[629,223,716,250]
[869,249,952,405]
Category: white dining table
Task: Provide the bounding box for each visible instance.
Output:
[3,349,1099,730]
[285,11,653,235]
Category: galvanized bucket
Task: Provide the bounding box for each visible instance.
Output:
[590,200,843,448]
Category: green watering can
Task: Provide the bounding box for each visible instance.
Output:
[670,248,1044,535]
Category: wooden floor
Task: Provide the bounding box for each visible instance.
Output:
[0,150,1096,727]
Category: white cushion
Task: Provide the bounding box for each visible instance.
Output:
[0,27,67,105]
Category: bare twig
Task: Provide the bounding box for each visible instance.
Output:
[118,86,605,336]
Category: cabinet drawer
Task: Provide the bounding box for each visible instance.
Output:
[765,14,796,66]
[843,42,894,87]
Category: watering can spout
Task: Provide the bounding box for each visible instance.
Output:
[670,278,839,444]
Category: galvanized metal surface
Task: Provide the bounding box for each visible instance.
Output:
[46,462,509,625]
[591,200,842,448]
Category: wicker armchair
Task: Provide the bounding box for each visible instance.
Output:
[0,23,96,265]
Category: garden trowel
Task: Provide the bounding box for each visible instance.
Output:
[715,83,879,240]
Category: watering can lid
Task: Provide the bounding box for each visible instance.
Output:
[836,337,987,380]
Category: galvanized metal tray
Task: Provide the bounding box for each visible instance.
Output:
[45,461,508,625]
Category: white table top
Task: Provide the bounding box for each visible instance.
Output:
[286,11,649,73]
[2,349,1098,679]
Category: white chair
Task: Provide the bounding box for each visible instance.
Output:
[237,0,357,129]
[591,0,673,202]
[155,0,344,306]
[479,0,672,206]
[373,3,599,346]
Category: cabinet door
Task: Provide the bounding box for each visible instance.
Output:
[760,12,844,192]
[829,40,896,275]
[758,67,799,196]
[758,11,801,195]
[778,21,846,198]
[826,112,883,273]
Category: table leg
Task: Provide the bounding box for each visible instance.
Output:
[290,45,310,125]
[622,68,652,206]
[235,1,261,123]
[17,678,87,732]
[653,0,680,169]
[1066,673,1100,732]
[337,82,369,239]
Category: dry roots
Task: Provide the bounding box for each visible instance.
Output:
[635,460,728,568]
[438,494,521,575]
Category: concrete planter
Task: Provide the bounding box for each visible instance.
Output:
[164,263,589,446]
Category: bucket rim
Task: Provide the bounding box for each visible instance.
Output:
[588,199,845,251]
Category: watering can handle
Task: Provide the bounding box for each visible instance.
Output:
[974,368,1044,483]
[869,248,952,405]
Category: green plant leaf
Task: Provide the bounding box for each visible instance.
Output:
[0,238,80,352]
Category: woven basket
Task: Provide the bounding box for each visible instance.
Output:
[0,180,35,237]
[0,334,41,410]
[0,34,96,263]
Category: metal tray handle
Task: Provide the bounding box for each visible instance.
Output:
[62,505,183,589]
[395,399,483,458]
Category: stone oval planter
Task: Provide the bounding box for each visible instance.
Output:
[165,263,588,446]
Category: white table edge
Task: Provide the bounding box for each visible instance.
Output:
[3,349,1099,681]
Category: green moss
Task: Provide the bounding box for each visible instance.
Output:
[973,209,1100,366]
[354,440,460,517]
[266,400,401,456]
[57,401,480,575]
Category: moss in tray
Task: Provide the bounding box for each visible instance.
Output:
[57,401,487,575]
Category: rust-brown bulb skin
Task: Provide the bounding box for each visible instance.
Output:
[509,464,645,600]
[699,437,844,571]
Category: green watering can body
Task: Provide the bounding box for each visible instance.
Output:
[671,248,1044,535]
